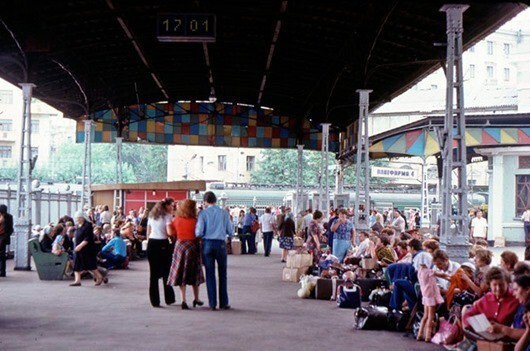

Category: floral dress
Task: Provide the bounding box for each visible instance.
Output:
[306,220,322,265]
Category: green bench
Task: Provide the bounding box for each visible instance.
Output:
[28,237,69,280]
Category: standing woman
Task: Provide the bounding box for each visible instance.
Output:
[70,211,106,286]
[306,210,324,266]
[279,209,295,263]
[168,199,205,309]
[147,198,176,307]
[330,209,355,262]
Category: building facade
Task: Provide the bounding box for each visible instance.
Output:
[167,145,262,183]
[0,79,76,173]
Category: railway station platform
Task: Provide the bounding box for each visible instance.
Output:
[0,242,462,351]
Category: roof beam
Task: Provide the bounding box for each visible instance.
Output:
[105,0,169,101]
[257,0,288,105]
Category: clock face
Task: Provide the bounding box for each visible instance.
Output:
[157,13,216,43]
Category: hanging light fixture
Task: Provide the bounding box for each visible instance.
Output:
[208,87,217,103]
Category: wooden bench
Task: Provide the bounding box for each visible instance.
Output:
[28,237,68,280]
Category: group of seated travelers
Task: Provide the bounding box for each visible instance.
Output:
[34,204,149,272]
[311,207,530,350]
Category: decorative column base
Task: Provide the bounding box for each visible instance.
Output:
[14,220,31,271]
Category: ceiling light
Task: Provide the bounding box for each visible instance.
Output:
[208,87,217,103]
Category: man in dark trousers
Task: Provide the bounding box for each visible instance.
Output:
[0,204,14,277]
[195,191,234,310]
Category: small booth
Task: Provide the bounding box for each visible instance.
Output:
[91,181,206,213]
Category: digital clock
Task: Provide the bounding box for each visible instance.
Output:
[157,13,216,43]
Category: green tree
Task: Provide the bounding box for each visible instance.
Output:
[251,149,390,186]
[122,143,167,183]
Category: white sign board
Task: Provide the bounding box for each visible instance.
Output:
[371,166,417,179]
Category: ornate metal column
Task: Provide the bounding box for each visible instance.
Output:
[354,89,372,231]
[114,136,123,209]
[440,4,469,262]
[80,120,93,210]
[420,157,430,228]
[14,83,36,270]
[320,123,331,218]
[295,144,304,222]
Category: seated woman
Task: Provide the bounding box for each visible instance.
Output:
[488,275,530,340]
[40,225,56,252]
[463,248,492,297]
[52,234,73,274]
[100,229,127,269]
[500,250,519,277]
[446,262,477,308]
[515,303,530,351]
[369,234,395,267]
[463,267,519,329]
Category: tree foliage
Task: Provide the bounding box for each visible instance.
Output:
[4,143,168,184]
[250,149,390,186]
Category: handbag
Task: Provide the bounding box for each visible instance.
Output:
[353,306,389,330]
[431,315,462,345]
[452,291,478,308]
[251,219,260,233]
[337,283,362,309]
[369,288,392,308]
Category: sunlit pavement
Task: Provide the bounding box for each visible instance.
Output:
[1,241,522,351]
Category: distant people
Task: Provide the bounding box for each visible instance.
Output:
[330,209,355,262]
[195,191,234,311]
[168,199,205,310]
[390,208,405,234]
[279,208,295,263]
[100,229,127,269]
[259,207,276,257]
[0,204,14,277]
[241,207,258,255]
[111,206,126,227]
[470,210,488,244]
[99,205,112,225]
[70,211,107,287]
[302,208,313,240]
[146,198,176,307]
[522,207,530,245]
[236,210,245,238]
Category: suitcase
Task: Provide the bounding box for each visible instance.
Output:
[315,278,344,300]
[355,278,388,302]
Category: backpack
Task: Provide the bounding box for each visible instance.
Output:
[337,282,362,309]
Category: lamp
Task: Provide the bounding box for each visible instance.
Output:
[208,87,217,103]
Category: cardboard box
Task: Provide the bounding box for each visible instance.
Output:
[231,240,241,255]
[286,253,313,268]
[477,340,514,351]
[315,278,344,300]
[282,267,309,282]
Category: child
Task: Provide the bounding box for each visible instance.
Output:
[417,255,444,342]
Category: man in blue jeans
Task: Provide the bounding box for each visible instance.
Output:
[196,191,234,310]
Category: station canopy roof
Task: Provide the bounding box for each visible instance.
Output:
[0,1,527,132]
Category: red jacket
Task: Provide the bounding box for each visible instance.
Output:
[463,291,519,327]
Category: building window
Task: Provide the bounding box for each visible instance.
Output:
[469,45,475,53]
[504,43,510,55]
[0,146,12,158]
[0,119,13,131]
[218,155,227,171]
[520,156,530,169]
[430,84,438,90]
[0,90,13,104]
[31,120,40,134]
[31,147,38,158]
[246,156,255,172]
[469,64,475,79]
[516,175,530,216]
[486,65,494,79]
[487,41,493,55]
[504,68,510,81]
[199,156,204,173]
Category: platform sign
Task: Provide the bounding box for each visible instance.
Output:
[371,166,417,179]
[157,13,216,42]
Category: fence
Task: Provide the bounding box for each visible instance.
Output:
[0,188,82,226]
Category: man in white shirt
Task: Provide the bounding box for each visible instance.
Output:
[302,209,313,240]
[353,231,371,258]
[259,207,276,257]
[470,210,488,243]
[432,249,460,293]
[522,207,530,244]
[390,208,405,234]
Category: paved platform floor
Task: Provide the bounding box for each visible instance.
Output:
[1,243,521,351]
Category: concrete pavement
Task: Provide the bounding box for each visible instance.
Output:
[2,242,519,350]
